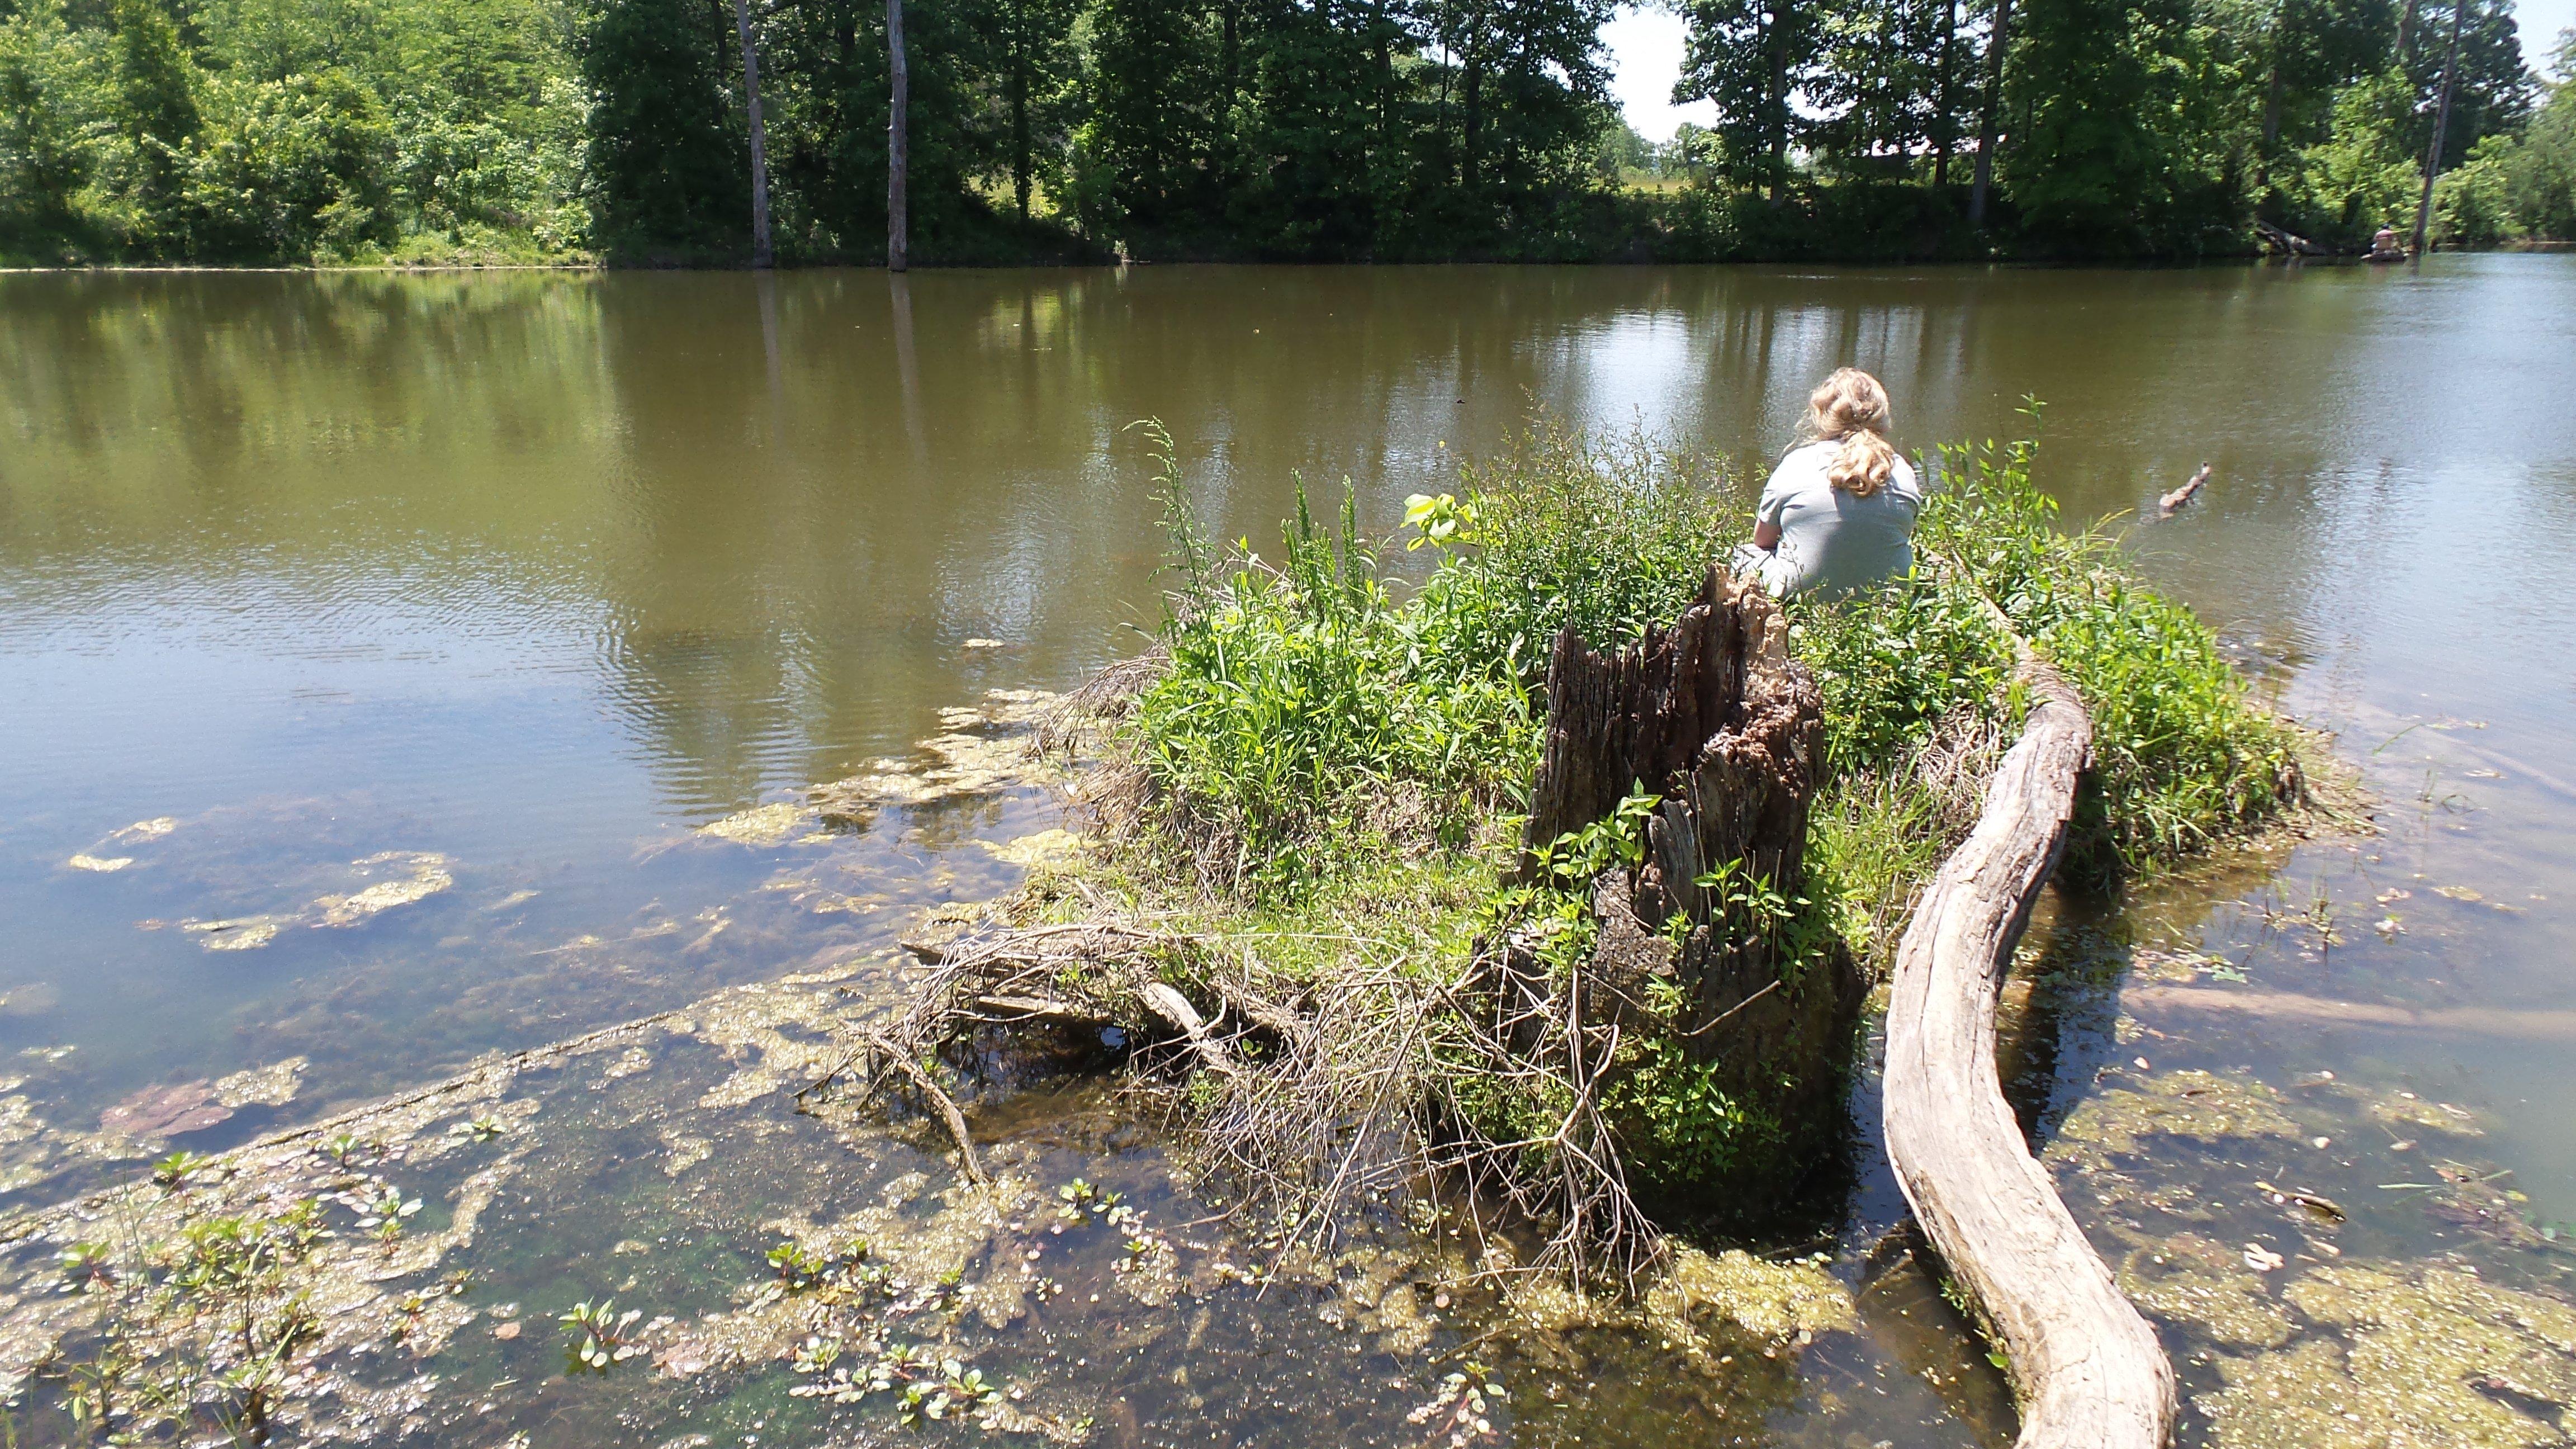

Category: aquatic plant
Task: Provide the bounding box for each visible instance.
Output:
[151,1150,215,1188]
[351,1184,422,1244]
[1407,1363,1508,1447]
[1055,1178,1121,1222]
[57,1240,116,1292]
[560,1298,643,1371]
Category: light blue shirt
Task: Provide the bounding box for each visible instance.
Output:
[1753,440,1922,598]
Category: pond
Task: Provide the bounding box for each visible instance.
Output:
[1,257,2572,1446]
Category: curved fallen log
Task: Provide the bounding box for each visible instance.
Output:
[1882,655,2179,1449]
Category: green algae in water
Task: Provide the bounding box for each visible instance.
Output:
[2196,1265,2576,1447]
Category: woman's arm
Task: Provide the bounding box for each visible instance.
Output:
[1753,519,1782,552]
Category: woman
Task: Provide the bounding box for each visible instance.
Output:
[1733,368,1922,599]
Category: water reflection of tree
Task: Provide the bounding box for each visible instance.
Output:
[20,263,2471,825]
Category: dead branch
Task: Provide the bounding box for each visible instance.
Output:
[1883,650,2177,1449]
[858,1026,991,1190]
[2158,464,2212,515]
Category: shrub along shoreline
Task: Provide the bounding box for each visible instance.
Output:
[863,414,2316,1289]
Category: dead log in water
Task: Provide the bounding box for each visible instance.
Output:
[1883,655,2179,1449]
[2158,463,2212,514]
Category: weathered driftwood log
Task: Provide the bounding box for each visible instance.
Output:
[1521,567,1863,1166]
[2157,463,2212,515]
[1883,656,2179,1449]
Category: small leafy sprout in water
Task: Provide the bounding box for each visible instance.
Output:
[561,1299,644,1371]
[898,1358,998,1426]
[449,1115,506,1143]
[390,1291,429,1342]
[1057,1178,1123,1221]
[57,1240,115,1291]
[354,1184,422,1243]
[1403,492,1479,551]
[153,1150,215,1187]
[768,1240,828,1290]
[1408,1361,1506,1445]
[318,1131,368,1167]
[792,1335,844,1375]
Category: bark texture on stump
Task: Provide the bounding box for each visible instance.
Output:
[1882,656,2177,1449]
[1523,568,1860,1130]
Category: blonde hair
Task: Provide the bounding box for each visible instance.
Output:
[1802,367,1898,497]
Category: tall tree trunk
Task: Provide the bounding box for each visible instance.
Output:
[2395,0,2418,60]
[2410,0,2467,254]
[732,0,774,267]
[2256,0,2289,192]
[1967,0,2015,227]
[1933,0,1960,188]
[1009,0,1030,222]
[1765,0,1789,200]
[710,0,733,112]
[1219,0,1241,132]
[1461,12,1486,190]
[887,0,909,271]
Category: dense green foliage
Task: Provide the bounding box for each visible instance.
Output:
[1110,415,2304,1212]
[1,0,2564,261]
[1128,416,2301,906]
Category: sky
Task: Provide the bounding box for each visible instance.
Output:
[1601,0,2574,146]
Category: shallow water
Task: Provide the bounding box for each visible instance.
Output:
[3,257,2574,1445]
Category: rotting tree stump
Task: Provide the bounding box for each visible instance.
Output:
[1520,567,1864,1150]
[1882,654,2179,1449]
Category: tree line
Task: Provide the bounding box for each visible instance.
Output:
[0,0,2568,263]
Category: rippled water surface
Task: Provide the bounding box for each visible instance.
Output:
[3,258,2574,1446]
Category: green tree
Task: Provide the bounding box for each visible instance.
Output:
[1674,0,1821,192]
[107,0,203,248]
[0,0,99,252]
[1998,0,2173,245]
[2433,127,2516,238]
[580,0,744,254]
[185,68,400,257]
[1074,0,1213,239]
[2504,29,2573,234]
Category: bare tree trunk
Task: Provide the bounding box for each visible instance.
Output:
[888,0,910,271]
[1933,0,1961,188]
[1766,0,1790,200]
[2256,0,2288,193]
[1967,0,2015,228]
[732,0,774,267]
[1461,23,1486,189]
[1008,0,1030,222]
[2395,0,2418,59]
[2410,0,2467,255]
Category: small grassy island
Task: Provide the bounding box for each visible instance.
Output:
[0,417,2331,1446]
[856,415,2313,1407]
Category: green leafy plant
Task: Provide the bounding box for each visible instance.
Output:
[353,1184,422,1244]
[1055,1178,1122,1222]
[560,1299,643,1371]
[151,1150,214,1188]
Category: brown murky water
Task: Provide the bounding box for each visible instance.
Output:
[2,258,2574,1446]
